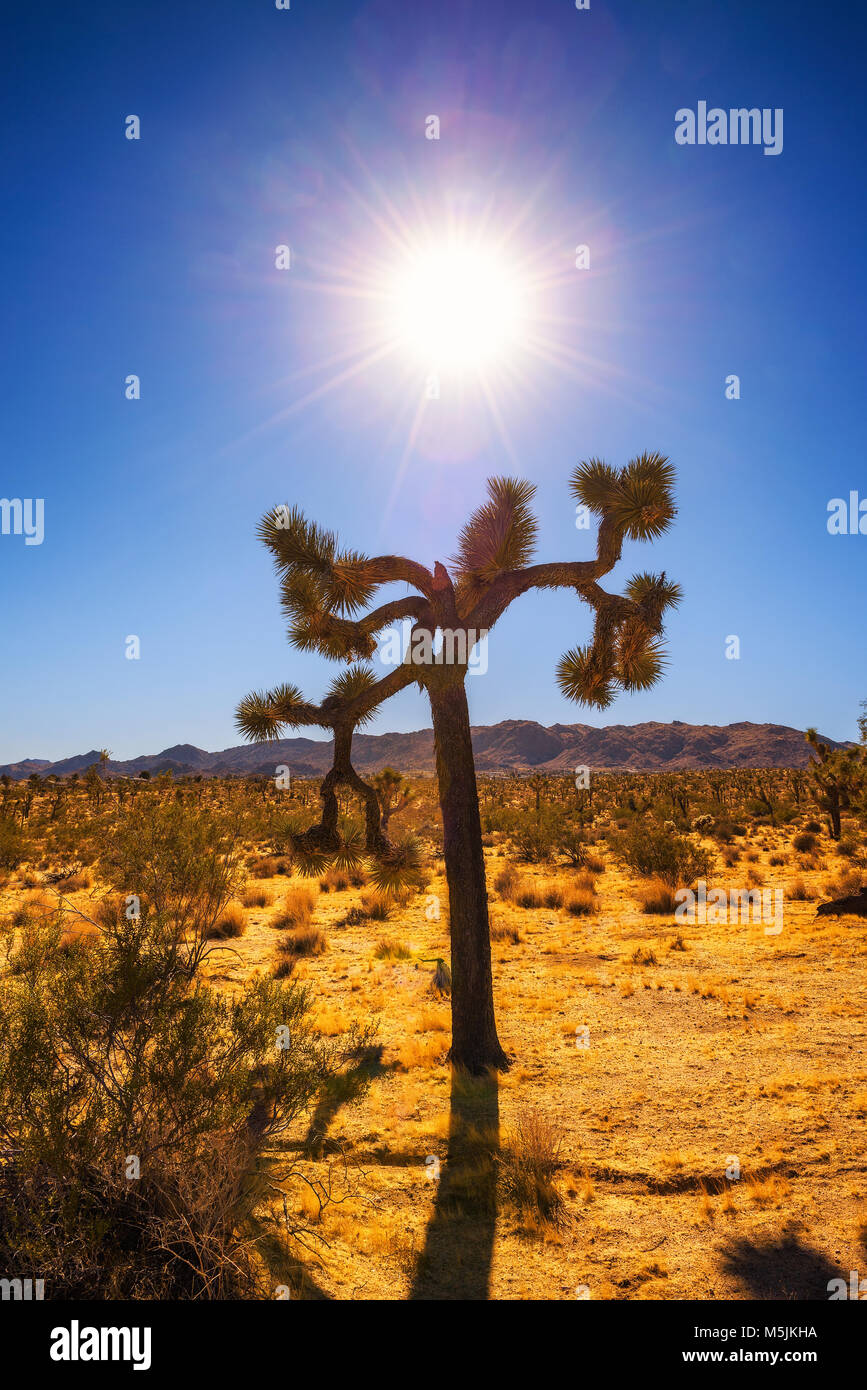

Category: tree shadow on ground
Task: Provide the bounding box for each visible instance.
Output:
[408,1066,500,1301]
[303,1044,389,1158]
[717,1228,843,1300]
[247,1217,333,1300]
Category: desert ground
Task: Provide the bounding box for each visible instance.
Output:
[2,768,864,1301]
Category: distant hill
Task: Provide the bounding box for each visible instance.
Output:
[0,720,852,779]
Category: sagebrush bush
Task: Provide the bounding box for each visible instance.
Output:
[0,817,28,872]
[96,797,245,944]
[0,905,372,1299]
[614,824,712,887]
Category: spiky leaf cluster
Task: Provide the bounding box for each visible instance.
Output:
[321,665,380,728]
[571,452,676,541]
[453,477,538,597]
[367,835,426,895]
[235,683,314,742]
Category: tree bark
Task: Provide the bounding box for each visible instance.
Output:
[429,675,509,1073]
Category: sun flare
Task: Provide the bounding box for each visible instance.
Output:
[388,243,524,371]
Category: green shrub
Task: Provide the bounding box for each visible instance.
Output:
[0,818,28,872]
[95,796,245,945]
[0,905,372,1298]
[614,824,712,887]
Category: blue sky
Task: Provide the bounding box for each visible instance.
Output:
[1,0,865,763]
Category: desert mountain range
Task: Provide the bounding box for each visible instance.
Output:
[0,720,850,780]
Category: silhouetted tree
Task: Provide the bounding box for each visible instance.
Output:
[237,456,681,1071]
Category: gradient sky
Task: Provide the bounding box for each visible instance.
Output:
[1,0,865,764]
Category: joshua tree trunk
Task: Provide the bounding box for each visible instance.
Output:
[346,763,387,852]
[430,674,508,1073]
[310,725,385,852]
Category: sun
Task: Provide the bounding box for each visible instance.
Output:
[388,242,524,372]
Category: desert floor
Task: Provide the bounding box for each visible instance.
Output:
[207,836,866,1300]
[4,826,865,1301]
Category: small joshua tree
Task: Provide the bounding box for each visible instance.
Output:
[372,766,415,834]
[805,722,867,840]
[242,663,390,860]
[237,455,681,1071]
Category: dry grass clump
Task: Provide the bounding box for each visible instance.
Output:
[515,881,545,909]
[17,890,59,923]
[414,1006,449,1032]
[498,1108,564,1223]
[746,1173,791,1208]
[57,868,92,893]
[91,892,132,928]
[250,855,280,878]
[361,891,392,920]
[204,901,247,939]
[397,1035,446,1069]
[241,884,273,909]
[787,877,813,901]
[563,888,597,917]
[373,938,412,961]
[490,915,522,944]
[276,926,327,958]
[792,831,818,854]
[271,885,317,930]
[631,946,659,966]
[508,875,599,913]
[823,869,863,899]
[336,891,391,927]
[319,868,349,893]
[493,863,520,899]
[58,920,100,952]
[637,878,678,915]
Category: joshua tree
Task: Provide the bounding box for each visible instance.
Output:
[240,665,390,860]
[805,724,867,840]
[372,766,416,834]
[236,455,681,1071]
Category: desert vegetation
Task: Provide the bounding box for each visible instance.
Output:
[1,707,865,1299]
